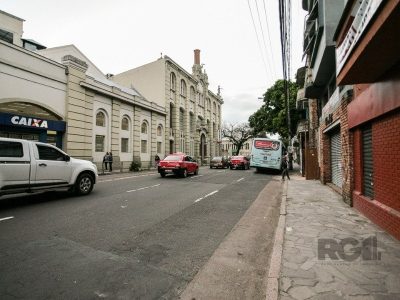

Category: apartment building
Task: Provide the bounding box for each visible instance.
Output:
[334,0,400,239]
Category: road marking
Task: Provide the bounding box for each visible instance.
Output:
[236,178,244,182]
[0,216,14,222]
[190,175,204,179]
[205,190,219,197]
[99,173,158,182]
[126,184,160,193]
[194,190,219,203]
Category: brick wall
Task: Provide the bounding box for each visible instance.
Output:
[319,93,353,205]
[352,108,400,240]
[372,109,400,211]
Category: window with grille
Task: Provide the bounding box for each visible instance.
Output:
[96,112,106,127]
[121,138,129,152]
[362,126,374,198]
[157,125,162,136]
[121,117,129,130]
[95,135,105,152]
[141,122,148,134]
[141,140,147,153]
[157,142,162,154]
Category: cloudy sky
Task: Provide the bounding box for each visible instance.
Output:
[1,0,306,124]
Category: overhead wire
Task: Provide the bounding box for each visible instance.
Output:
[247,0,271,82]
[254,0,276,80]
[262,0,277,79]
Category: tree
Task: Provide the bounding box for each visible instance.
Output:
[221,122,253,156]
[249,79,299,144]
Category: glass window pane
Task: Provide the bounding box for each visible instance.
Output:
[0,141,23,157]
[96,112,105,127]
[121,138,129,152]
[95,135,105,152]
[141,140,147,153]
[121,117,129,130]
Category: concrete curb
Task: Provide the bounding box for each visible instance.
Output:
[265,180,288,300]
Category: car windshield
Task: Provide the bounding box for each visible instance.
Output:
[211,157,222,162]
[163,155,182,161]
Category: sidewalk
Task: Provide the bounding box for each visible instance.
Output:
[278,169,400,299]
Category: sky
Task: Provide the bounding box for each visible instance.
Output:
[1,0,306,124]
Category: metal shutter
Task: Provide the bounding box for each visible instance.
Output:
[330,131,342,188]
[362,126,374,198]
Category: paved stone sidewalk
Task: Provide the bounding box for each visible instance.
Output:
[279,175,400,300]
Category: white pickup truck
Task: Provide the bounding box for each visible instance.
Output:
[0,137,98,197]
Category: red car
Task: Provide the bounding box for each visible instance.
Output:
[230,155,250,170]
[158,153,199,178]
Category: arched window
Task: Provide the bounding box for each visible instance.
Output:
[170,72,176,91]
[121,116,129,130]
[157,125,163,136]
[141,121,148,134]
[190,86,195,102]
[180,80,187,97]
[96,111,106,127]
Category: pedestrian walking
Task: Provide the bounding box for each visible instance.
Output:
[108,152,113,172]
[154,154,160,168]
[103,152,109,171]
[281,153,290,180]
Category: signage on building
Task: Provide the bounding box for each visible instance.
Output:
[11,116,48,128]
[0,112,66,132]
[336,0,384,74]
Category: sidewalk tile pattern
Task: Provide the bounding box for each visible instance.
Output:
[279,177,400,300]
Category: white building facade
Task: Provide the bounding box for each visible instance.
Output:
[113,49,224,165]
[0,10,166,171]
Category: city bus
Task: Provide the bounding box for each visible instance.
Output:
[250,138,286,172]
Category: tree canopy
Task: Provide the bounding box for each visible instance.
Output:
[248,79,299,143]
[221,122,253,156]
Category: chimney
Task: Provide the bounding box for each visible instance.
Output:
[194,49,200,65]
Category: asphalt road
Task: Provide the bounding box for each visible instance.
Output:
[0,166,279,299]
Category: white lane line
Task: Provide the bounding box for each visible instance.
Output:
[190,175,204,179]
[0,216,14,222]
[126,184,160,193]
[236,178,244,182]
[204,190,219,197]
[99,173,158,182]
[194,190,219,203]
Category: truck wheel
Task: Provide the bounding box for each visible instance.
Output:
[75,173,94,195]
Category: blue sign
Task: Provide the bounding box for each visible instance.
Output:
[0,112,66,132]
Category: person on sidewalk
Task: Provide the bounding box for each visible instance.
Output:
[108,152,113,172]
[103,152,109,171]
[281,153,290,180]
[154,154,161,168]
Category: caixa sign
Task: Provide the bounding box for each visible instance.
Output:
[0,112,66,132]
[11,115,48,128]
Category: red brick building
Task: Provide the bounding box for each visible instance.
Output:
[335,0,400,239]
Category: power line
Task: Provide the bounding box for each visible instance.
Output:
[278,0,292,138]
[247,0,271,81]
[254,0,276,79]
[262,0,277,78]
